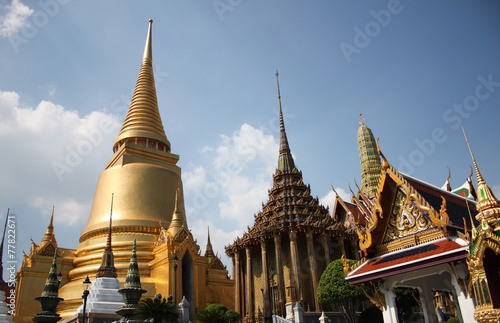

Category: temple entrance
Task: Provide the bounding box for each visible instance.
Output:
[483,248,500,308]
[182,251,194,321]
[376,263,474,323]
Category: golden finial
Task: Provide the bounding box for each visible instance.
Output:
[462,125,500,216]
[359,113,365,126]
[461,125,485,186]
[376,137,389,170]
[276,69,282,114]
[143,19,153,62]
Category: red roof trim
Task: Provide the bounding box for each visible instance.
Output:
[346,238,467,284]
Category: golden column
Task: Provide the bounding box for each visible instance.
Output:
[260,239,269,318]
[306,231,319,311]
[274,234,285,314]
[245,246,253,320]
[233,253,241,314]
[289,231,301,302]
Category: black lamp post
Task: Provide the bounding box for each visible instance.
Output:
[173,254,179,305]
[269,265,276,316]
[82,275,91,323]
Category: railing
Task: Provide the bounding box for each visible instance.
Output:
[272,315,293,323]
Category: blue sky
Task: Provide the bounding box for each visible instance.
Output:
[1,0,499,275]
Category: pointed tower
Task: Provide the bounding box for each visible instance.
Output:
[462,127,500,323]
[77,195,124,318]
[116,239,146,321]
[58,19,187,317]
[96,195,117,278]
[32,250,63,323]
[226,72,354,321]
[357,115,382,199]
[276,71,295,173]
[204,227,215,264]
[40,206,57,248]
[166,184,187,238]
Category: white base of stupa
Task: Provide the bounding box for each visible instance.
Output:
[77,277,124,315]
[0,291,13,323]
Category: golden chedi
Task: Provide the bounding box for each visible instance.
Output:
[7,20,234,321]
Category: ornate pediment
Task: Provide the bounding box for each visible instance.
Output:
[208,257,226,270]
[383,188,434,242]
[37,242,57,257]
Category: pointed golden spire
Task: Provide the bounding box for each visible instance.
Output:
[40,206,57,247]
[143,19,153,63]
[275,70,295,172]
[97,194,117,278]
[205,227,215,261]
[114,19,170,153]
[167,184,186,236]
[462,126,500,217]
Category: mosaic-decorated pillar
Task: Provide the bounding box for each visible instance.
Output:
[260,239,269,319]
[306,231,319,311]
[274,234,285,315]
[245,247,253,320]
[289,230,301,301]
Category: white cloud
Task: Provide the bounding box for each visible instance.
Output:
[183,123,278,227]
[32,197,88,226]
[0,90,121,226]
[0,0,33,37]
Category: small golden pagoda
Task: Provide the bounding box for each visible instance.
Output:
[463,127,500,323]
[14,20,233,322]
[225,72,357,323]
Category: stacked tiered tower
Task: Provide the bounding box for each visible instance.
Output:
[226,72,356,322]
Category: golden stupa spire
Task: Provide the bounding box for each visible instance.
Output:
[40,206,57,246]
[97,194,117,278]
[462,126,500,217]
[205,227,215,262]
[276,70,295,172]
[167,184,186,236]
[114,19,170,153]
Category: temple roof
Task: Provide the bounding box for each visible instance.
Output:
[225,73,349,254]
[346,237,468,284]
[403,174,478,230]
[114,19,170,152]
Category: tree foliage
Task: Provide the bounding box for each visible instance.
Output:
[195,303,241,323]
[134,296,179,323]
[317,258,365,323]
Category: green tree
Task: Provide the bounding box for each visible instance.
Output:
[317,258,365,323]
[134,296,179,323]
[195,303,241,323]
